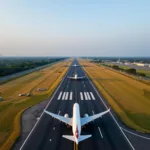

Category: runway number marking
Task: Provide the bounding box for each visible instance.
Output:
[98,127,103,138]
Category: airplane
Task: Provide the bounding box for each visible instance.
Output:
[71,64,79,67]
[67,74,85,80]
[44,103,110,144]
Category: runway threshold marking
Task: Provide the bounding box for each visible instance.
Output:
[70,92,73,100]
[62,92,66,100]
[90,92,95,100]
[65,92,69,100]
[87,92,91,100]
[57,92,62,100]
[84,92,88,100]
[80,92,84,100]
[98,127,103,138]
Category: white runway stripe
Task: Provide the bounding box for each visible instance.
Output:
[70,92,73,100]
[62,92,66,100]
[90,92,95,100]
[65,92,69,100]
[87,92,91,100]
[80,92,84,100]
[57,92,62,100]
[84,92,88,100]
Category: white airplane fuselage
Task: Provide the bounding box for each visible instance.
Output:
[72,103,81,144]
[74,74,78,79]
[44,103,110,144]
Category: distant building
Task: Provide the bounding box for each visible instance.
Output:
[133,63,150,67]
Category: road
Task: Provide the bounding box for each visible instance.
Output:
[20,59,134,150]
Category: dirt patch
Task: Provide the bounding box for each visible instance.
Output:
[12,99,49,150]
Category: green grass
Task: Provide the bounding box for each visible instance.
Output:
[0,59,72,150]
[79,59,150,133]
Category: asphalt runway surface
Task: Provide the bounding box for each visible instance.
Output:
[20,59,135,150]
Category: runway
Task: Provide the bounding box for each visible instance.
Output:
[20,59,134,150]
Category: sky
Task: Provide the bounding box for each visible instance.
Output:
[0,0,150,57]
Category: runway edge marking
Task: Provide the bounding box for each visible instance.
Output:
[82,65,135,150]
[121,127,150,140]
[20,64,71,150]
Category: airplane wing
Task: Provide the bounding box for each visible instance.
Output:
[81,109,110,126]
[76,76,85,79]
[44,110,72,126]
[67,76,74,79]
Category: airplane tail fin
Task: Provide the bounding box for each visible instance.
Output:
[62,135,92,144]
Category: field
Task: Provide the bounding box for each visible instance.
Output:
[0,59,72,150]
[104,63,150,78]
[79,59,150,133]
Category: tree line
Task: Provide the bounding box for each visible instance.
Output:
[0,57,67,77]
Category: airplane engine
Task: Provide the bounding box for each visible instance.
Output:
[64,114,69,118]
[84,114,88,117]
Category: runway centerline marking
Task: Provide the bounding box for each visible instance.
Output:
[80,92,84,100]
[62,92,66,100]
[57,92,62,100]
[98,127,103,138]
